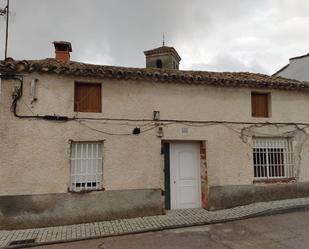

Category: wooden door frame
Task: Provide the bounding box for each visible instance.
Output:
[163,143,171,210]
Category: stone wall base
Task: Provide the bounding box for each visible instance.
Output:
[209,182,309,210]
[0,189,162,230]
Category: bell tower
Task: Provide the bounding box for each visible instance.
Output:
[144,45,181,70]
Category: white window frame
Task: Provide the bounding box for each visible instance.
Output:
[70,141,103,191]
[253,137,294,180]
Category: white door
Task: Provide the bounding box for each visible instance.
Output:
[170,142,201,209]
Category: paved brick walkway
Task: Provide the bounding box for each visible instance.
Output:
[1,197,309,248]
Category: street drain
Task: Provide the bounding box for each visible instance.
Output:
[9,238,36,246]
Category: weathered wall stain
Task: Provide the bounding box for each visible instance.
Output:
[0,189,162,230]
[209,183,309,210]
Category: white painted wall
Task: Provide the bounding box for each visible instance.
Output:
[1,74,309,196]
[277,56,309,82]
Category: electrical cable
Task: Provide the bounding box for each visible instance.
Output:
[80,119,157,127]
[75,117,309,126]
[21,98,36,115]
[5,74,309,138]
[4,74,74,121]
[76,120,166,136]
[9,75,39,119]
[77,120,139,136]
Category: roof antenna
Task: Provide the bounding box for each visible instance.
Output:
[0,0,9,59]
[162,33,165,46]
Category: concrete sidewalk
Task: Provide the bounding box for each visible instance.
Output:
[1,197,309,248]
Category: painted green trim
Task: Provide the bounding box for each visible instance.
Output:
[164,143,171,210]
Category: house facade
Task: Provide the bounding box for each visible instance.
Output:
[2,42,309,229]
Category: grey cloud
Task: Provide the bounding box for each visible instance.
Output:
[189,53,267,73]
[0,0,309,75]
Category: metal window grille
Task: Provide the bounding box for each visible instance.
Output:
[253,138,294,179]
[70,142,103,191]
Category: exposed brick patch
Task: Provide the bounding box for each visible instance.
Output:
[200,141,208,209]
[55,51,70,62]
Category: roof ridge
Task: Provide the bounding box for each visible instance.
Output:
[1,58,308,92]
[290,53,309,61]
[11,58,271,75]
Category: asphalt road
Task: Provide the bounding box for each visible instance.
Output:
[33,210,309,249]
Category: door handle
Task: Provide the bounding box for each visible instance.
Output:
[174,180,176,184]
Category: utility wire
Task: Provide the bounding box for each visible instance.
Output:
[75,117,309,126]
[7,75,309,138]
[76,120,136,136]
[21,98,36,115]
[76,120,166,136]
[8,76,309,126]
[81,119,157,127]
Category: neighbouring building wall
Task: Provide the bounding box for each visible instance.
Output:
[277,56,309,81]
[2,74,309,227]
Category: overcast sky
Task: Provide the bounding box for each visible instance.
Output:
[0,0,309,74]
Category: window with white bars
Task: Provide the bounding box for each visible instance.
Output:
[70,142,103,191]
[253,138,294,179]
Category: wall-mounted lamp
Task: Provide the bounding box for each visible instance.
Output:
[153,111,160,120]
[157,126,164,137]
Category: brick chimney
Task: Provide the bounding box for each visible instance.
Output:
[53,41,72,61]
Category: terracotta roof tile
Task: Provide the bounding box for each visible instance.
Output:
[1,57,309,92]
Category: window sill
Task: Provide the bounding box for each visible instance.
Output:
[251,116,270,118]
[74,111,102,114]
[253,178,296,184]
[68,187,105,193]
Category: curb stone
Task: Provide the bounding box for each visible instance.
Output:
[2,198,309,249]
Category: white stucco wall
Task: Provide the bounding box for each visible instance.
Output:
[1,73,309,196]
[277,56,309,82]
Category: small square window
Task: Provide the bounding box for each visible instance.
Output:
[251,92,269,118]
[70,142,103,191]
[74,83,102,113]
